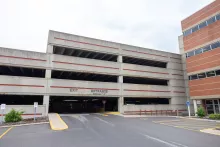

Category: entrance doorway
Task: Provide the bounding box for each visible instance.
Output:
[49,96,118,113]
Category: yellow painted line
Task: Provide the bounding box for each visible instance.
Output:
[49,114,68,131]
[174,126,199,132]
[161,123,217,126]
[0,127,13,139]
[153,120,181,123]
[106,112,120,115]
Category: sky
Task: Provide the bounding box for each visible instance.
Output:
[0,0,214,53]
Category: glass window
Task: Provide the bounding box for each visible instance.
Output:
[207,16,216,25]
[211,42,220,49]
[214,100,218,104]
[198,73,206,79]
[192,25,199,32]
[198,21,207,29]
[206,100,213,104]
[215,70,220,76]
[216,14,220,20]
[187,51,194,58]
[195,48,203,55]
[203,45,211,52]
[191,74,198,80]
[206,71,216,77]
[188,76,191,80]
[183,29,192,36]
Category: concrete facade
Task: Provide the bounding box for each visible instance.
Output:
[180,0,220,114]
[0,30,187,116]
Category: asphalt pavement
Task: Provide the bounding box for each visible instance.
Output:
[0,114,220,147]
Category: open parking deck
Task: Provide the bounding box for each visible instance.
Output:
[0,115,220,147]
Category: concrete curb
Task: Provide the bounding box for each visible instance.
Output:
[0,122,49,128]
[49,113,68,131]
[122,115,179,118]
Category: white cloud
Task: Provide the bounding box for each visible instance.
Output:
[0,0,214,53]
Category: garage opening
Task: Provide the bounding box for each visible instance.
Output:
[0,65,45,78]
[123,56,167,68]
[0,95,43,105]
[124,97,170,105]
[53,46,118,62]
[123,76,168,85]
[49,96,118,113]
[51,70,118,83]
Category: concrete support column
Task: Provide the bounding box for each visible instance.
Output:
[117,55,123,113]
[193,100,198,116]
[47,45,53,53]
[44,69,51,115]
[43,96,50,116]
[118,97,124,113]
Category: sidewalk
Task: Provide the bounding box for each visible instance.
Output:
[48,113,68,130]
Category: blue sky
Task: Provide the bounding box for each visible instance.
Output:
[0,0,214,53]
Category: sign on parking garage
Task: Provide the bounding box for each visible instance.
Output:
[1,104,6,124]
[34,102,38,121]
[186,101,191,117]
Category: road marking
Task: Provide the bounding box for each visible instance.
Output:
[171,141,189,147]
[0,127,13,139]
[141,134,179,147]
[153,120,181,123]
[94,117,114,127]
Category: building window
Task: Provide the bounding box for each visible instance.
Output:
[216,70,220,76]
[192,25,199,32]
[207,16,216,25]
[194,48,203,55]
[203,45,211,52]
[206,71,215,77]
[191,75,198,80]
[183,29,192,36]
[198,21,207,29]
[198,73,206,79]
[211,42,220,49]
[186,51,194,58]
[217,14,220,20]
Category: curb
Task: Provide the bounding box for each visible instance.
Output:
[122,115,179,118]
[49,113,68,131]
[0,122,49,128]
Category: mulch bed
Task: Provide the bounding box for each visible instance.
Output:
[0,116,49,126]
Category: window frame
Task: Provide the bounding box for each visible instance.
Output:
[207,16,216,25]
[206,71,216,77]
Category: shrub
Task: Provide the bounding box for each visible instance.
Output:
[209,114,220,120]
[196,106,206,118]
[4,109,24,123]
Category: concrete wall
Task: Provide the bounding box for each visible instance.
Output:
[3,105,46,119]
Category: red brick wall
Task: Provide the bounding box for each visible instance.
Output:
[181,0,220,30]
[186,47,220,73]
[183,21,220,51]
[189,76,220,96]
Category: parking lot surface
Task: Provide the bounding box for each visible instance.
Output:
[0,114,220,147]
[153,117,219,131]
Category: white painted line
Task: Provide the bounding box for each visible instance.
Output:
[171,141,189,147]
[94,117,114,127]
[141,134,179,147]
